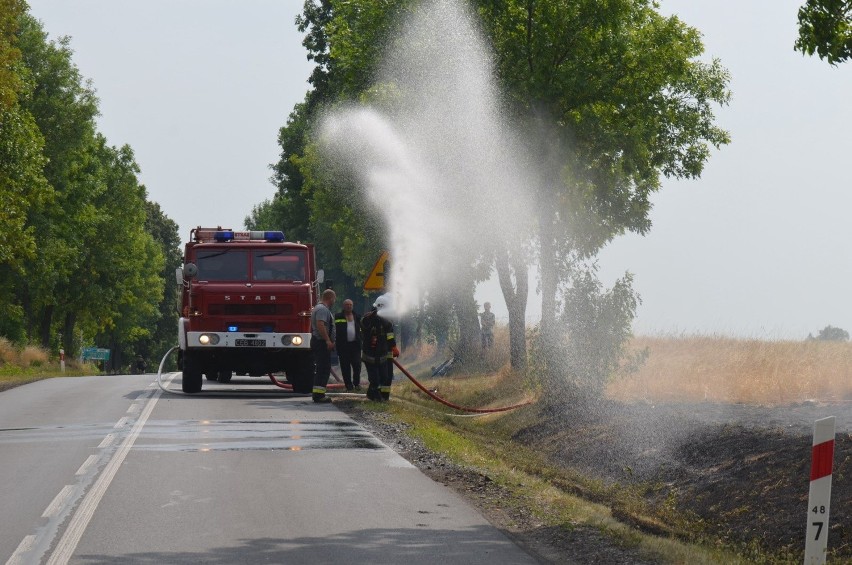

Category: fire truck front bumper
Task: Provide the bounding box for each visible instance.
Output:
[186,331,311,349]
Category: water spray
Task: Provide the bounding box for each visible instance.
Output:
[317,0,538,317]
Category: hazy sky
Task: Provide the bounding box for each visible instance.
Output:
[25,0,852,339]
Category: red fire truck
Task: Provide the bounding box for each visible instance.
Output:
[176,227,321,393]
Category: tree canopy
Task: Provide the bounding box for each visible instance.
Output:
[795,0,852,64]
[0,8,181,371]
[260,0,729,374]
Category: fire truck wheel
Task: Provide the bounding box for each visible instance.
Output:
[217,368,232,383]
[182,352,203,393]
[205,373,218,381]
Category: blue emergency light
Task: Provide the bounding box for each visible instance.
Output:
[227,325,238,332]
[264,231,285,242]
[214,231,235,242]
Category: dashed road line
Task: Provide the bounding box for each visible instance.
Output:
[75,454,98,476]
[45,377,168,565]
[6,535,36,565]
[5,375,173,565]
[97,433,115,449]
[42,485,74,519]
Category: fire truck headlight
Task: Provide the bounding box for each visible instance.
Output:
[291,336,303,346]
[199,334,220,345]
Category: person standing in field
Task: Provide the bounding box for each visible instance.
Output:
[311,289,336,403]
[334,299,363,391]
[480,302,495,348]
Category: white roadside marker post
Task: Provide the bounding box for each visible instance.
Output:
[804,416,835,565]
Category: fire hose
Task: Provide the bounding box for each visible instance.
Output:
[391,359,533,413]
[158,347,533,412]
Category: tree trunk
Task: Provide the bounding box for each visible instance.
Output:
[538,210,559,334]
[495,246,528,369]
[452,280,480,361]
[39,305,54,349]
[428,287,452,350]
[63,311,76,357]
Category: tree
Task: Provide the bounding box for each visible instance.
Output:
[812,325,850,341]
[142,201,182,369]
[15,13,100,347]
[528,267,638,401]
[266,0,729,374]
[476,0,730,373]
[83,141,164,370]
[3,11,169,366]
[795,0,852,64]
[0,0,25,109]
[0,0,51,342]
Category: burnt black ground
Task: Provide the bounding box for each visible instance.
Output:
[339,398,851,564]
[516,400,851,561]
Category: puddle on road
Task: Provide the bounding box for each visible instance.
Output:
[0,423,119,444]
[132,419,384,452]
[0,419,385,452]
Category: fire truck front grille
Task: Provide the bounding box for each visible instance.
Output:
[207,303,294,316]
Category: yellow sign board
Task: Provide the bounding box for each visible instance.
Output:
[363,251,390,291]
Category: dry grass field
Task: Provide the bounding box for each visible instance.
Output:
[609,335,852,404]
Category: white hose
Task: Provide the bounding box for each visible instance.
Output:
[156,346,182,395]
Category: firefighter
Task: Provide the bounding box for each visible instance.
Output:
[361,297,398,401]
[311,289,337,403]
[334,298,362,391]
[374,293,398,400]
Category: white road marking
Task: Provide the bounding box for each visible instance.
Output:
[113,416,128,429]
[5,535,36,565]
[97,433,115,449]
[75,455,98,476]
[45,376,170,565]
[42,485,74,518]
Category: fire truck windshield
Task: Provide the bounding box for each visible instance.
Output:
[252,250,307,281]
[195,249,249,281]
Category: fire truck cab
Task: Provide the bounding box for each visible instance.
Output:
[176,227,320,393]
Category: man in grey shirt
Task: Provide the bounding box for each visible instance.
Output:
[311,289,336,403]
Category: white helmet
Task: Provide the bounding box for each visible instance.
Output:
[372,293,397,320]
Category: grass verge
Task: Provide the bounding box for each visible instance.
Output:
[0,363,99,392]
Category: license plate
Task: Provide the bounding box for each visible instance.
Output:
[235,339,266,347]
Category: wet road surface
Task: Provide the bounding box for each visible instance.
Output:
[0,374,538,564]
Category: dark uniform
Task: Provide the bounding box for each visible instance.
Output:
[360,308,397,401]
[334,310,362,390]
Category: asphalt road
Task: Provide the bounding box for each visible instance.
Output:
[0,373,538,564]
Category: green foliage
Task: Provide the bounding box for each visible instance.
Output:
[86,141,165,369]
[143,200,182,368]
[265,0,728,365]
[478,0,730,255]
[0,7,180,371]
[531,269,639,403]
[474,0,729,374]
[795,0,852,64]
[0,7,51,343]
[0,0,26,110]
